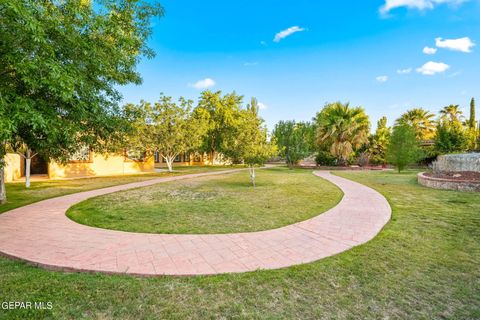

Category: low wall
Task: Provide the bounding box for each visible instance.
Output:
[432,153,480,173]
[418,172,480,192]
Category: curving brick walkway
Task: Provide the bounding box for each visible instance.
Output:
[0,170,391,276]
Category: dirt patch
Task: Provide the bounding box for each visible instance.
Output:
[425,171,480,182]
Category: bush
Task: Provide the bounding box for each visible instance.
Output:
[356,152,370,167]
[434,121,469,154]
[315,151,337,166]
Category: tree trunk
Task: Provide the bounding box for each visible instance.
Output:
[0,166,6,204]
[25,149,32,188]
[164,156,174,172]
[249,165,256,187]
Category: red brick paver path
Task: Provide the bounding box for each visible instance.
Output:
[0,170,391,276]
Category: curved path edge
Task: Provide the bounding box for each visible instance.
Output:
[0,170,391,276]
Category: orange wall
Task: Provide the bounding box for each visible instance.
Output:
[49,153,154,179]
[4,153,22,182]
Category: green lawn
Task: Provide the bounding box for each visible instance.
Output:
[0,165,235,214]
[0,170,479,319]
[66,167,343,233]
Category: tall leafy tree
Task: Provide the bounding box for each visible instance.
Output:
[195,90,243,163]
[315,102,370,165]
[125,95,208,172]
[272,120,315,168]
[469,98,476,129]
[396,108,436,141]
[387,124,421,173]
[468,97,478,150]
[368,116,391,165]
[230,98,277,186]
[0,0,163,200]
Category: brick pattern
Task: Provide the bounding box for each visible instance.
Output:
[0,170,391,276]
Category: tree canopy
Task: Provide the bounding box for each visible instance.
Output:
[125,95,208,172]
[0,0,163,202]
[387,124,421,173]
[396,108,436,141]
[194,91,244,163]
[272,120,315,168]
[315,102,370,165]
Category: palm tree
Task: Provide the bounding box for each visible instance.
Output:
[396,108,436,140]
[315,102,370,165]
[439,104,463,123]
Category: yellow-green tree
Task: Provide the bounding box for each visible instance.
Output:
[315,102,370,165]
[396,108,436,141]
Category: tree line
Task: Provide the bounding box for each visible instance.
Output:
[273,99,478,172]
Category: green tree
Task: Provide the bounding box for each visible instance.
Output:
[439,105,463,123]
[387,125,421,173]
[315,102,370,165]
[231,98,277,186]
[434,121,469,154]
[125,95,208,172]
[195,91,243,164]
[468,98,478,150]
[368,116,391,165]
[0,0,163,200]
[272,120,315,168]
[396,108,436,141]
[469,98,476,129]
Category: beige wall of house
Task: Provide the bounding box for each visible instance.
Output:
[4,153,23,182]
[3,152,155,182]
[49,153,155,179]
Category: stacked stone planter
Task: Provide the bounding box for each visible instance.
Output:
[418,153,480,192]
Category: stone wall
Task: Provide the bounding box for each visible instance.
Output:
[418,172,480,192]
[432,153,480,173]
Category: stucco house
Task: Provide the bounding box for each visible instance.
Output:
[3,148,154,182]
[3,148,215,182]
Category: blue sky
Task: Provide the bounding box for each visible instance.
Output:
[119,0,480,131]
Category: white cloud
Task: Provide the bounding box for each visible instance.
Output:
[258,102,268,110]
[190,78,215,89]
[423,46,437,54]
[435,37,475,53]
[380,0,467,14]
[243,61,259,67]
[397,68,412,74]
[273,26,305,42]
[376,75,389,82]
[416,61,450,75]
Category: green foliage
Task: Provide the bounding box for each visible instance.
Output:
[469,97,476,129]
[434,121,470,154]
[387,124,422,172]
[315,151,337,166]
[124,94,208,171]
[0,0,163,161]
[396,108,436,141]
[194,90,244,162]
[230,98,277,166]
[315,102,370,165]
[368,116,391,165]
[439,104,463,123]
[272,120,315,167]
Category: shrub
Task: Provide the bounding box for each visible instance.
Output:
[315,151,337,166]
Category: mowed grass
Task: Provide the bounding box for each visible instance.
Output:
[66,167,343,233]
[0,166,235,214]
[0,170,479,319]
